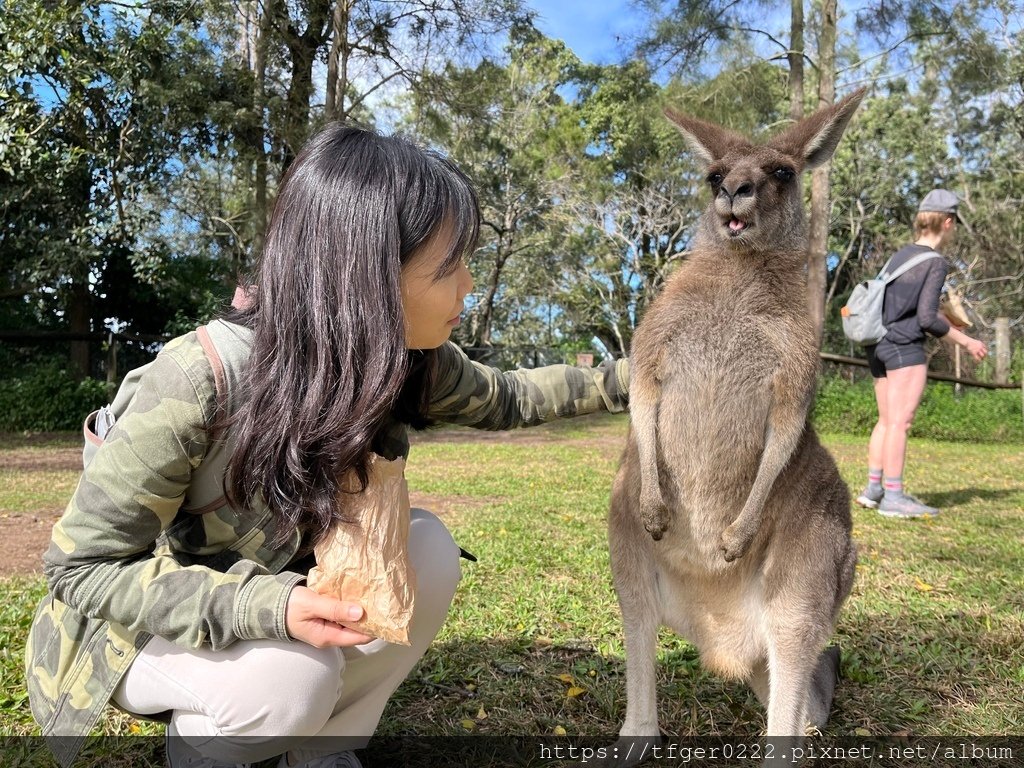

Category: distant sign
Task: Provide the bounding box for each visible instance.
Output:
[575,353,594,367]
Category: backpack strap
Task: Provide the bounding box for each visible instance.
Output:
[195,320,253,426]
[181,320,254,514]
[880,251,943,284]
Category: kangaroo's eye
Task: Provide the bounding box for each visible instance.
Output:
[707,172,724,187]
[773,167,795,182]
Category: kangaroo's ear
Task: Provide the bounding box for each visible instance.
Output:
[768,87,867,170]
[664,109,751,165]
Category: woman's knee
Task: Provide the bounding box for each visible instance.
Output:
[408,508,461,602]
[219,642,344,737]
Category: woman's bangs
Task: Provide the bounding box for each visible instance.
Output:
[444,180,480,270]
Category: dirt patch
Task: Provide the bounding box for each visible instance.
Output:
[408,492,498,525]
[0,514,59,576]
[0,447,80,472]
[0,417,629,578]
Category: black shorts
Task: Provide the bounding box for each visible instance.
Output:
[866,339,927,378]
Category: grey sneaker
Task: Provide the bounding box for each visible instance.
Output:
[878,493,939,518]
[165,726,250,768]
[277,752,363,768]
[855,484,884,509]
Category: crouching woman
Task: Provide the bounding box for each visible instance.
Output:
[25,124,629,768]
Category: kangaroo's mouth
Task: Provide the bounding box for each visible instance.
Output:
[725,218,749,236]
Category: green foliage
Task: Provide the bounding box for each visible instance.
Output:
[812,374,1023,443]
[0,0,244,349]
[410,24,587,350]
[0,365,109,431]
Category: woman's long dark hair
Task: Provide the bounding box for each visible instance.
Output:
[220,124,479,546]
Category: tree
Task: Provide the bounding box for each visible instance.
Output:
[0,1,235,376]
[806,0,838,342]
[229,0,527,258]
[410,26,586,352]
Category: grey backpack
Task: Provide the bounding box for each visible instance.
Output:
[841,251,942,345]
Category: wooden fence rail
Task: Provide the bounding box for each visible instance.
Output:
[819,353,1021,391]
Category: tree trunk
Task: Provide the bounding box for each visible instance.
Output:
[68,271,91,381]
[281,1,332,171]
[477,251,508,347]
[251,0,274,263]
[325,0,351,121]
[807,0,836,344]
[788,0,804,122]
[995,317,1010,384]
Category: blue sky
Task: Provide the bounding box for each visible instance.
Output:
[530,1,646,65]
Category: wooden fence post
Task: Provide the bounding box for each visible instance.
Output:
[995,317,1010,385]
[106,332,118,390]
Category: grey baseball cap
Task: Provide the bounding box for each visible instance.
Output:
[918,189,959,214]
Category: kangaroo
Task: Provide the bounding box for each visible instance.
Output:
[607,90,865,763]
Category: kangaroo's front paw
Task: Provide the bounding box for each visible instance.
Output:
[640,499,669,541]
[719,521,753,562]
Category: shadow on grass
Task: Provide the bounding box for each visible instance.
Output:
[921,486,1023,509]
[6,616,1018,768]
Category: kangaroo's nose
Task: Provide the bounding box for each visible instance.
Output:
[722,181,754,199]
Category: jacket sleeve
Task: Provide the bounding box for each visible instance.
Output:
[43,337,303,651]
[426,342,630,429]
[918,258,952,337]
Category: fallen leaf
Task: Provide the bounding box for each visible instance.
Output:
[553,726,567,736]
[556,674,575,684]
[476,706,488,720]
[567,686,586,698]
[914,579,934,592]
[461,719,477,732]
[854,728,871,737]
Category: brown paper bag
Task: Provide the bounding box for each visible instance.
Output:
[940,287,972,328]
[307,454,416,645]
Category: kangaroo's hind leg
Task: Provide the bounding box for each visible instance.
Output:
[608,463,663,756]
[764,618,829,737]
[609,526,661,736]
[805,645,842,730]
[748,645,839,732]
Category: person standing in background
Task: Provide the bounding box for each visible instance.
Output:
[856,189,988,518]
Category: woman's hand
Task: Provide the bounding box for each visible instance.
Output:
[965,337,988,362]
[285,585,374,648]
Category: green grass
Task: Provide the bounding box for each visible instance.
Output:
[1,417,1022,766]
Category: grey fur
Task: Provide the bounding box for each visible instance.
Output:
[607,90,865,764]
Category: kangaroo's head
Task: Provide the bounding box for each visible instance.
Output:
[665,89,865,254]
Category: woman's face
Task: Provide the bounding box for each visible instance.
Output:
[400,226,474,349]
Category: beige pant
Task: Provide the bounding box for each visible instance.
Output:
[112,509,460,765]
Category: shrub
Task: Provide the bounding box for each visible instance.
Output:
[0,366,110,432]
[812,374,1023,443]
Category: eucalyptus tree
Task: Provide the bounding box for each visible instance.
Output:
[0,0,235,376]
[225,0,527,258]
[407,25,585,353]
[826,0,1024,351]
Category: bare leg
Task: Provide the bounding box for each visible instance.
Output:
[882,364,928,480]
[867,376,888,471]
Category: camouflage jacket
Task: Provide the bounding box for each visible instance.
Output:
[25,322,629,766]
